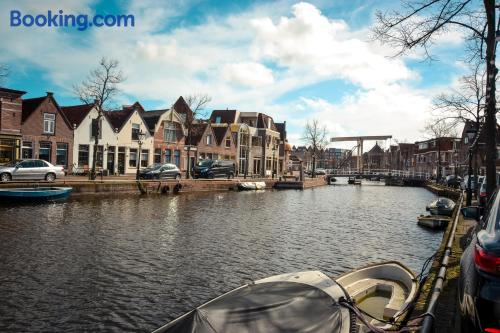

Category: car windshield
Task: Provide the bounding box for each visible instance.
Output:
[197,160,212,167]
[145,164,162,171]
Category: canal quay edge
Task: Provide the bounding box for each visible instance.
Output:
[407,185,473,332]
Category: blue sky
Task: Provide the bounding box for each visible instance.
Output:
[0,0,468,147]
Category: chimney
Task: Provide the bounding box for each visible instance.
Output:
[46,91,53,97]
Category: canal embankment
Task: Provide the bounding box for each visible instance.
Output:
[0,176,327,194]
[409,187,476,332]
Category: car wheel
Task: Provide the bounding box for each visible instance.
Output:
[0,173,11,182]
[175,174,181,180]
[208,173,214,179]
[45,173,56,182]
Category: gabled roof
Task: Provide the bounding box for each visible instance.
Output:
[368,143,384,154]
[141,109,168,134]
[187,123,208,145]
[22,93,72,128]
[212,126,229,145]
[210,109,238,124]
[60,103,95,128]
[21,97,46,122]
[173,96,193,119]
[104,108,135,131]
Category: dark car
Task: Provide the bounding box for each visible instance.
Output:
[458,188,500,333]
[192,160,235,179]
[445,175,462,188]
[139,163,181,180]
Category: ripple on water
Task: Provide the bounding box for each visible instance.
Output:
[0,185,439,332]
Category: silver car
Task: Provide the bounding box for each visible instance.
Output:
[0,159,65,182]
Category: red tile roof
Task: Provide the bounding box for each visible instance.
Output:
[60,103,95,128]
[21,97,45,122]
[104,108,134,131]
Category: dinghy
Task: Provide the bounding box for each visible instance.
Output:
[417,215,450,229]
[336,261,418,333]
[0,187,73,202]
[153,270,353,333]
[237,181,266,191]
[426,197,455,216]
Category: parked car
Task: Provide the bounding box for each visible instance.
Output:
[315,168,327,175]
[139,163,181,180]
[445,175,462,188]
[0,159,65,182]
[458,188,500,333]
[192,160,235,179]
[477,173,500,208]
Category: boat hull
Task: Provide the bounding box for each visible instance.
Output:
[237,182,266,191]
[0,187,73,202]
[417,215,450,229]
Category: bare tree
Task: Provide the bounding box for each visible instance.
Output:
[302,120,329,177]
[184,94,212,179]
[424,120,457,181]
[432,61,486,126]
[73,57,125,180]
[373,0,497,198]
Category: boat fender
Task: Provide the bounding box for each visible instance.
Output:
[161,185,169,194]
[173,183,182,194]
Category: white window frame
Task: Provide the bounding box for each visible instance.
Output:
[43,113,55,134]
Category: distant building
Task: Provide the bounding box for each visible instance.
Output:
[0,87,25,164]
[414,137,459,177]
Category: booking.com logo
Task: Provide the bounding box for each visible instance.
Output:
[10,10,135,31]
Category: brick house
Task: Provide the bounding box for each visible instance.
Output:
[0,87,26,164]
[21,92,73,170]
[414,137,458,177]
[190,123,237,161]
[363,143,385,170]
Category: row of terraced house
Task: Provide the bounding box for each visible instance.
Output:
[0,87,291,177]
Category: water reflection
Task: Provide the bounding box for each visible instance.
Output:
[0,185,438,332]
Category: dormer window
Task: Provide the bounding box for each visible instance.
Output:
[215,116,222,124]
[43,113,55,134]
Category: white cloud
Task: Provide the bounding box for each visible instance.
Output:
[222,62,274,87]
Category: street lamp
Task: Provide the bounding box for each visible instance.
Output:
[136,129,146,180]
[272,144,277,179]
[466,128,477,206]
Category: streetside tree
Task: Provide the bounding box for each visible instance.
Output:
[373,0,498,199]
[184,94,211,179]
[302,120,329,178]
[73,57,125,180]
[424,120,458,182]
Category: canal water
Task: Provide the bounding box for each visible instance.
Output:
[0,182,440,332]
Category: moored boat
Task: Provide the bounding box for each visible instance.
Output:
[336,261,418,333]
[237,181,266,191]
[417,215,450,229]
[153,270,353,333]
[426,197,455,216]
[348,177,361,185]
[0,187,73,202]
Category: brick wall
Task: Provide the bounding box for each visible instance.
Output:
[0,96,22,134]
[196,125,237,161]
[21,97,73,168]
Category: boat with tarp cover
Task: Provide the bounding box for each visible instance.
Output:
[153,262,418,333]
[0,187,73,202]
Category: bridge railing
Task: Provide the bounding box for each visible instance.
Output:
[329,168,431,179]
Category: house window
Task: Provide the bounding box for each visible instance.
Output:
[174,150,181,167]
[165,149,171,163]
[200,153,206,159]
[154,148,161,163]
[39,142,51,162]
[78,145,89,166]
[56,143,68,167]
[225,137,231,148]
[141,150,149,167]
[132,123,140,140]
[129,148,137,167]
[207,153,213,160]
[43,113,55,134]
[164,122,177,142]
[22,141,33,159]
[215,116,222,124]
[91,119,102,139]
[206,134,213,145]
[96,145,103,167]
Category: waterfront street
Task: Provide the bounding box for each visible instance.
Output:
[0,183,439,332]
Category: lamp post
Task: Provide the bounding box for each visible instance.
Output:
[272,144,277,179]
[466,128,477,206]
[136,130,146,180]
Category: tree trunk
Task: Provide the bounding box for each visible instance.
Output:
[90,113,101,180]
[484,0,497,199]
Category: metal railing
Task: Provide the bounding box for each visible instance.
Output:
[329,168,431,179]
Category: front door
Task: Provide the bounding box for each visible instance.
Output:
[118,152,125,175]
[107,149,115,174]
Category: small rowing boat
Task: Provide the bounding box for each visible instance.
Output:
[237,182,266,191]
[0,187,73,202]
[417,215,450,229]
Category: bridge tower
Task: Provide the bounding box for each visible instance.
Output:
[330,135,392,173]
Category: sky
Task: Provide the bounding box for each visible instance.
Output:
[0,0,469,149]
